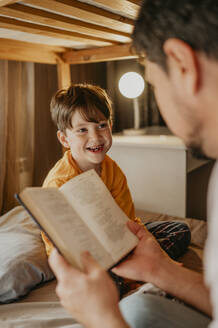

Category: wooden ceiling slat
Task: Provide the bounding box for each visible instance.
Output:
[0,0,140,63]
[0,38,65,63]
[55,0,134,24]
[92,0,140,19]
[62,43,137,64]
[0,37,66,52]
[0,3,130,43]
[0,0,19,7]
[0,16,113,45]
[127,0,141,5]
[23,0,134,34]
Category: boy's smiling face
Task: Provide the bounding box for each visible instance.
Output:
[58,110,112,172]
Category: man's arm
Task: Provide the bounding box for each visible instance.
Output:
[49,221,212,328]
[49,249,130,328]
[158,260,211,316]
[112,221,212,317]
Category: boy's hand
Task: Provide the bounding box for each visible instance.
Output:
[49,249,129,328]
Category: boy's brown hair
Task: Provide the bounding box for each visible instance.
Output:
[50,83,113,133]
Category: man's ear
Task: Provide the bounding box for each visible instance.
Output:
[163,38,200,95]
[57,130,70,148]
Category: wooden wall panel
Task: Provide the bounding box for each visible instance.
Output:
[18,62,35,191]
[33,63,62,186]
[70,61,107,88]
[187,161,214,219]
[0,61,8,214]
[1,61,35,213]
[4,61,20,211]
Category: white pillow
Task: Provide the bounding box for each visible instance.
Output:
[0,206,54,303]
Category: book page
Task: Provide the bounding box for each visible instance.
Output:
[60,170,138,263]
[20,188,114,270]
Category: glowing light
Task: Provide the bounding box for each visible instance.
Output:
[118,72,145,99]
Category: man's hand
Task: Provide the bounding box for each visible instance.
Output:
[113,221,212,317]
[49,249,129,328]
[112,220,177,285]
[48,220,211,323]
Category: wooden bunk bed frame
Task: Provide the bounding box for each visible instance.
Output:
[0,0,140,88]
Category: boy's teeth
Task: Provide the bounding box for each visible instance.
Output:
[88,145,103,151]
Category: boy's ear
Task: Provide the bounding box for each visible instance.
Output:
[57,130,70,148]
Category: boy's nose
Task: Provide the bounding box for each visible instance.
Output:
[90,129,100,139]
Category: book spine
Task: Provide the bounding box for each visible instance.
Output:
[14,193,62,256]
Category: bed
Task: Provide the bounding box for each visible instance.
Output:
[0,2,208,326]
[0,206,206,327]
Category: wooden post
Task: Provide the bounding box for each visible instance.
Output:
[56,57,71,90]
[56,56,71,154]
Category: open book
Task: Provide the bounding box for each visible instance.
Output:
[16,169,138,270]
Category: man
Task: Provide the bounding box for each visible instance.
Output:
[49,0,218,327]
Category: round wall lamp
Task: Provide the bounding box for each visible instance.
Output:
[118,72,146,135]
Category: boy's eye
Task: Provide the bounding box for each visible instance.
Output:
[98,122,108,129]
[77,128,87,133]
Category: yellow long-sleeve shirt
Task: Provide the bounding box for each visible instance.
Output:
[42,150,141,256]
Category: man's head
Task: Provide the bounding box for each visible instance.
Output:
[50,84,113,171]
[133,0,218,72]
[133,0,218,159]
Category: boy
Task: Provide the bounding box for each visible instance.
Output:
[42,83,190,265]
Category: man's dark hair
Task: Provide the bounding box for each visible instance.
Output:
[132,0,218,71]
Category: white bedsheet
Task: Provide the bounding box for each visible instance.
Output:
[0,302,82,328]
[0,281,83,328]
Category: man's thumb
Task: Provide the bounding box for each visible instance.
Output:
[80,251,101,273]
